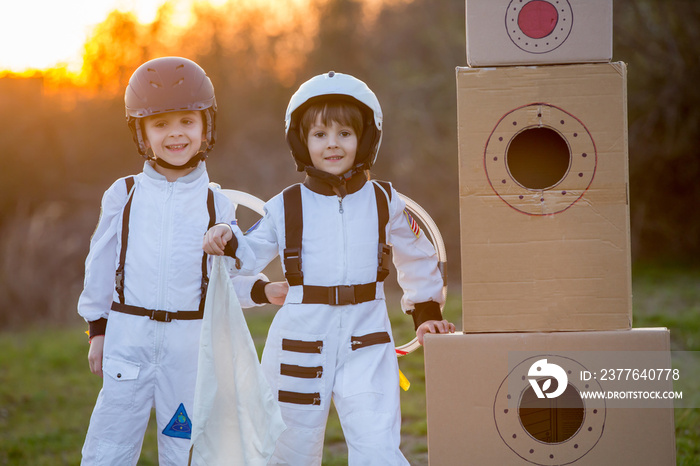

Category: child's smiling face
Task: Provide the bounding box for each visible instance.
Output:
[143,110,206,174]
[306,115,358,177]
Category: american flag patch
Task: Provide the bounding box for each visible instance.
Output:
[403,209,421,238]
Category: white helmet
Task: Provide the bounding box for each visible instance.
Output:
[285,71,383,171]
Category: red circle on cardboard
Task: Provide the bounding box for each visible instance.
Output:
[518,0,558,39]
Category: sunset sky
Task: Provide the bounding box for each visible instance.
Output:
[1,0,393,75]
[0,0,222,73]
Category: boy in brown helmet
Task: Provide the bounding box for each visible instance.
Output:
[78,57,262,465]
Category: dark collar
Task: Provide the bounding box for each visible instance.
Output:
[303,168,369,197]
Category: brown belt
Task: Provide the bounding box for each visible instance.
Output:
[301,282,376,305]
[111,302,203,322]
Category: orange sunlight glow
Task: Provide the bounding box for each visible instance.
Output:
[1,1,187,73]
[2,0,409,91]
[1,0,287,90]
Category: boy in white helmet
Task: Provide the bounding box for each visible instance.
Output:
[204,71,455,465]
[77,56,271,465]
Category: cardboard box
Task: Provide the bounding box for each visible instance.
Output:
[457,63,631,332]
[424,329,676,465]
[465,0,613,67]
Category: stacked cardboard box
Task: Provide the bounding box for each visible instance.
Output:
[465,0,612,67]
[424,1,676,464]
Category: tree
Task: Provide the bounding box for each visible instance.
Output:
[614,0,700,261]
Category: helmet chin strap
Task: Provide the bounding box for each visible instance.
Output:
[305,164,365,198]
[154,153,204,170]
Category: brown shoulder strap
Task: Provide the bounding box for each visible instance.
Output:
[115,177,136,304]
[373,181,392,282]
[283,184,304,286]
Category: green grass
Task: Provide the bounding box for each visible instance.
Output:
[0,327,101,465]
[632,264,700,465]
[0,266,698,465]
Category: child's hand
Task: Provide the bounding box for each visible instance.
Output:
[203,224,233,255]
[416,319,456,346]
[264,281,289,305]
[88,335,105,377]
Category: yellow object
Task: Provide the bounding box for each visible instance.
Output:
[399,369,410,391]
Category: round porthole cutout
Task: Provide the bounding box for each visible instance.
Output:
[494,355,606,465]
[506,127,571,191]
[484,103,597,215]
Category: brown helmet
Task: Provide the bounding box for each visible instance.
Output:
[125,57,217,159]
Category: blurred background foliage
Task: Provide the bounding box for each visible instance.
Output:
[0,0,698,329]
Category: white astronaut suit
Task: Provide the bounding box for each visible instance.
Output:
[78,162,258,465]
[237,173,445,465]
